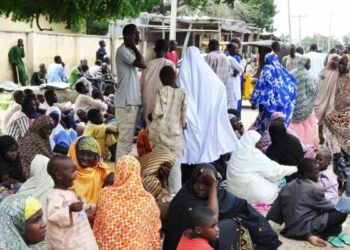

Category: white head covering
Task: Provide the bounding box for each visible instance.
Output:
[46,106,64,149]
[227,130,297,204]
[17,154,54,220]
[178,46,240,164]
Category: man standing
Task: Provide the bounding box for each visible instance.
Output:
[96,40,107,61]
[141,39,175,125]
[205,39,230,85]
[282,44,300,72]
[226,43,246,113]
[306,43,326,79]
[8,39,28,86]
[115,24,146,160]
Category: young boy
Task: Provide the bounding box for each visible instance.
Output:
[177,206,219,250]
[267,158,347,248]
[316,149,339,203]
[46,155,98,250]
[83,108,118,161]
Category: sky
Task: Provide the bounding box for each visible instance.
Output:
[273,0,350,43]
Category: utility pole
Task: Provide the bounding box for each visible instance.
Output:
[169,0,177,40]
[287,0,292,43]
[328,13,331,51]
[292,14,307,44]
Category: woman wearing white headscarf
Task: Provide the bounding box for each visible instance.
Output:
[179,46,240,164]
[17,154,54,220]
[227,131,297,204]
[46,106,77,152]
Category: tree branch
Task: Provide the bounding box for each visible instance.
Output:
[35,13,53,31]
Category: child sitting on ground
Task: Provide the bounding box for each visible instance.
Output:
[83,109,118,161]
[136,120,153,157]
[267,158,349,248]
[177,206,219,250]
[317,149,339,203]
[46,155,98,250]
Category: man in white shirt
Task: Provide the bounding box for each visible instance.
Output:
[305,43,326,79]
[226,43,246,111]
[114,24,146,160]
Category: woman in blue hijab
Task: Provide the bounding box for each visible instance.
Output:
[250,46,297,134]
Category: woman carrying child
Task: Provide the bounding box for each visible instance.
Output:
[148,65,187,194]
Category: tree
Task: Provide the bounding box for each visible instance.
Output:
[176,0,276,32]
[0,0,249,31]
[301,33,341,52]
[342,33,350,46]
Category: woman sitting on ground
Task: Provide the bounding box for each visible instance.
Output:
[267,158,349,248]
[226,131,297,205]
[5,95,37,142]
[0,194,46,249]
[93,155,161,250]
[138,147,176,222]
[260,111,315,158]
[19,115,54,180]
[266,120,304,177]
[0,135,24,188]
[46,106,77,154]
[163,163,282,250]
[67,136,111,205]
[17,154,54,220]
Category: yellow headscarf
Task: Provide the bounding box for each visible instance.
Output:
[24,197,42,220]
[68,136,111,205]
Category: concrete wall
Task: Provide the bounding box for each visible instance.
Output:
[1,30,124,83]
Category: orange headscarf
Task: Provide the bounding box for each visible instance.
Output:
[68,136,111,205]
[93,155,161,250]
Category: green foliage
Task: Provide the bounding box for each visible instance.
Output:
[86,19,109,35]
[0,0,275,32]
[236,0,276,32]
[342,33,350,46]
[301,33,341,52]
[0,0,163,30]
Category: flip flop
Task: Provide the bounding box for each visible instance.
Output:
[338,233,350,245]
[328,236,344,248]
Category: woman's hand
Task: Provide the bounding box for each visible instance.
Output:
[201,168,217,187]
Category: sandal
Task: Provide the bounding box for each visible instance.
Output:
[338,233,350,245]
[328,236,344,248]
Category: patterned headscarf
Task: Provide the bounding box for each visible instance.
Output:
[77,136,99,154]
[0,194,43,250]
[19,115,54,180]
[250,52,297,133]
[93,155,161,250]
[68,136,111,205]
[291,56,319,122]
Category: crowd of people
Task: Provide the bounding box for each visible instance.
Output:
[1,22,350,249]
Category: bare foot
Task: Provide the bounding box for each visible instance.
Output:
[307,235,327,247]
